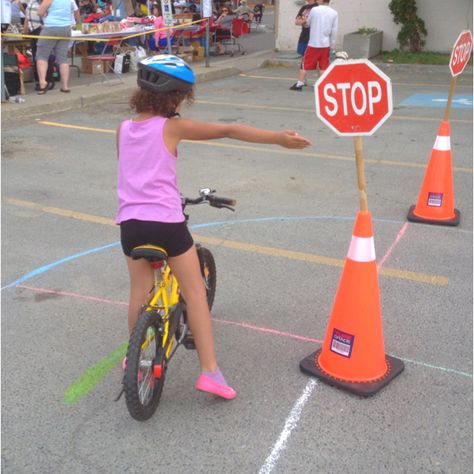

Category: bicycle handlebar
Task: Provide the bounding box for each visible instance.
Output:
[182,188,236,211]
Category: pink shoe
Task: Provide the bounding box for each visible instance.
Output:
[122,357,127,371]
[195,373,237,400]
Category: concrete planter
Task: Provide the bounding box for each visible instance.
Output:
[342,30,383,59]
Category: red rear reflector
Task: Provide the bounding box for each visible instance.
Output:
[151,261,164,270]
[154,364,162,379]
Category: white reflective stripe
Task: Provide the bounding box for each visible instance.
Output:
[433,135,450,151]
[347,236,376,262]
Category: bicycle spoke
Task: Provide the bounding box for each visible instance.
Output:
[138,370,154,404]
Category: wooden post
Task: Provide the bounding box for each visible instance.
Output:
[166,29,172,54]
[205,19,210,67]
[443,76,457,122]
[354,136,369,212]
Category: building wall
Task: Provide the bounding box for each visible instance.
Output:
[276,0,473,53]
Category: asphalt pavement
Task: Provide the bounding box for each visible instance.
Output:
[1,13,473,474]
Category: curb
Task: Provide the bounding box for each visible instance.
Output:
[268,54,473,75]
[1,51,271,122]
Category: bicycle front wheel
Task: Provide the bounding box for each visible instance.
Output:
[124,310,166,421]
[198,246,216,310]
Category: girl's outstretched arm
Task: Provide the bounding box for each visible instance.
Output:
[165,118,312,151]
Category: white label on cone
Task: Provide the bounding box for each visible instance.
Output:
[433,135,450,151]
[347,236,376,262]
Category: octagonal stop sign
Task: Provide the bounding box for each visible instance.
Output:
[449,30,473,77]
[315,59,393,136]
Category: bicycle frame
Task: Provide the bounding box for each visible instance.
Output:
[121,189,235,419]
[143,262,181,359]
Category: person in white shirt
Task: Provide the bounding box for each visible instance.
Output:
[290,0,338,91]
[1,0,12,31]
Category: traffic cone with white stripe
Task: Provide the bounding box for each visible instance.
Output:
[300,211,404,396]
[407,120,460,226]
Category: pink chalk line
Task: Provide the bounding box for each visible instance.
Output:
[16,284,323,344]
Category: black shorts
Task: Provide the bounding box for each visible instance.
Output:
[120,219,194,257]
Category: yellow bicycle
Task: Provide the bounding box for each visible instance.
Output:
[122,188,236,421]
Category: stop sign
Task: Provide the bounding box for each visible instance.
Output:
[315,59,392,136]
[449,30,473,77]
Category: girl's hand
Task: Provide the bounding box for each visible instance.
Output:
[277,130,312,149]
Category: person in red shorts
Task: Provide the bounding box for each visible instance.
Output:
[290,0,338,91]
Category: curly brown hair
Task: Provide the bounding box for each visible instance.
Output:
[129,87,194,116]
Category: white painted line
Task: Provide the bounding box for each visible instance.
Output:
[258,379,317,474]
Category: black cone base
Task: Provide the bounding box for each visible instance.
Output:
[407,205,460,226]
[300,349,404,397]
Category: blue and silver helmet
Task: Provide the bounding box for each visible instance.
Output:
[137,54,195,93]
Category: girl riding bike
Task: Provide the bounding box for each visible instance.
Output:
[116,54,311,401]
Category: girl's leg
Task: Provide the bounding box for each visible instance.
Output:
[168,246,217,373]
[169,246,235,398]
[125,256,154,334]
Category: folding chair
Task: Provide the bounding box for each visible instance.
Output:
[2,52,25,98]
[221,17,249,56]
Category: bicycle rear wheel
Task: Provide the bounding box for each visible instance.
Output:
[124,310,166,421]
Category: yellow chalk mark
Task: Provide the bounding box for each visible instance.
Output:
[36,120,473,173]
[6,197,449,286]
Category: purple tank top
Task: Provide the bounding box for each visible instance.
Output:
[115,115,184,224]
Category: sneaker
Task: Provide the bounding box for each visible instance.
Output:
[195,373,237,400]
[289,83,303,91]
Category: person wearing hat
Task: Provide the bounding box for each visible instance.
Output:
[233,0,253,21]
[116,54,312,400]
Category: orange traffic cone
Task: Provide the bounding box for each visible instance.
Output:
[407,120,460,226]
[300,211,404,396]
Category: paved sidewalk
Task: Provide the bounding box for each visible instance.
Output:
[1,49,276,122]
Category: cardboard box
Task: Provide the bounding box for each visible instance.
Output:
[102,58,114,72]
[192,45,204,62]
[82,56,104,74]
[22,67,35,82]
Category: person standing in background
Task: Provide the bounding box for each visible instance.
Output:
[294,0,318,60]
[36,0,74,93]
[291,0,318,89]
[290,0,338,91]
[23,0,44,90]
[1,0,12,32]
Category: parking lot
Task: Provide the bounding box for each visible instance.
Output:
[1,62,473,473]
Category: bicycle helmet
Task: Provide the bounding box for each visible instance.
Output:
[137,54,195,93]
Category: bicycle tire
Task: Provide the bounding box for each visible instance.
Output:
[124,310,166,421]
[175,246,216,347]
[197,246,217,310]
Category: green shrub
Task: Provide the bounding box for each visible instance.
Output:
[357,27,379,35]
[389,0,427,52]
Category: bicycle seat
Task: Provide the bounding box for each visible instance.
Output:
[131,245,168,262]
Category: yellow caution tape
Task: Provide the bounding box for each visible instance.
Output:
[0,18,205,42]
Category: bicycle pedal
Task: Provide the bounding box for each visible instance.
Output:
[182,336,196,350]
[114,387,124,402]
